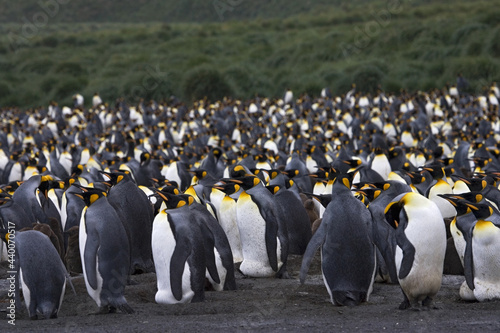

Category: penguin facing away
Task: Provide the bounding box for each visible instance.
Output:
[101,170,155,274]
[300,171,376,306]
[75,187,134,313]
[10,230,72,319]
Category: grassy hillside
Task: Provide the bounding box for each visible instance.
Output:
[1,0,499,108]
[2,0,370,23]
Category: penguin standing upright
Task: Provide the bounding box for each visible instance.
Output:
[438,194,481,300]
[384,192,447,309]
[11,174,50,224]
[75,187,133,313]
[456,201,500,301]
[267,185,312,255]
[11,230,71,319]
[300,172,376,306]
[231,175,289,278]
[152,194,218,304]
[211,184,243,263]
[187,199,236,291]
[101,170,154,274]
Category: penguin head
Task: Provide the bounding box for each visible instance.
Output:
[356,187,382,202]
[214,183,241,195]
[190,169,209,181]
[332,171,357,190]
[438,194,481,216]
[282,169,300,179]
[466,202,495,220]
[39,175,64,198]
[157,185,180,195]
[140,152,151,165]
[421,164,445,180]
[99,170,130,186]
[225,175,261,190]
[71,164,85,177]
[72,187,107,207]
[265,185,282,195]
[268,169,282,180]
[384,192,409,229]
[155,191,192,209]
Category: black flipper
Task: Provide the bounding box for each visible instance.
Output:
[463,232,475,290]
[254,194,279,272]
[300,218,327,284]
[370,208,399,283]
[199,222,220,285]
[170,239,190,301]
[395,213,416,280]
[83,230,99,290]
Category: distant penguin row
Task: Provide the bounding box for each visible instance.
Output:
[2,82,500,318]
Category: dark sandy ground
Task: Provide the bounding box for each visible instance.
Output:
[1,253,500,332]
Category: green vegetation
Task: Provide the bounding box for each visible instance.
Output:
[1,0,499,108]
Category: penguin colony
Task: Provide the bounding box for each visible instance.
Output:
[1,83,500,319]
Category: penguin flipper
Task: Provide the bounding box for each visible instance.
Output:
[299,219,327,284]
[263,207,279,272]
[83,236,99,290]
[170,241,190,301]
[370,211,398,284]
[395,226,416,280]
[463,233,474,290]
[199,223,220,285]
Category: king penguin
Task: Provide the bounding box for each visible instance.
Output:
[300,171,376,306]
[460,201,500,302]
[100,170,154,274]
[384,192,447,309]
[152,194,218,304]
[266,184,312,255]
[231,175,289,278]
[75,187,134,313]
[10,230,73,319]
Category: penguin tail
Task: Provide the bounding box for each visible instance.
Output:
[39,302,58,319]
[110,297,134,314]
[332,290,366,307]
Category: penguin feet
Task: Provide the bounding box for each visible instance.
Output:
[275,270,291,279]
[422,296,440,309]
[398,293,411,310]
[96,306,111,315]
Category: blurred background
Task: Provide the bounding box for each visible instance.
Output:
[0,0,498,108]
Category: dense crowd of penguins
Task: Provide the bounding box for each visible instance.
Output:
[2,82,500,319]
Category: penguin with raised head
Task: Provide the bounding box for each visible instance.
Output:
[10,230,72,319]
[75,186,133,313]
[384,192,446,309]
[300,171,376,306]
